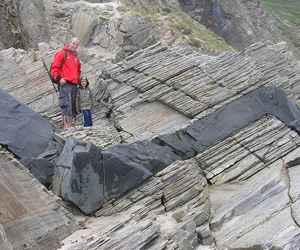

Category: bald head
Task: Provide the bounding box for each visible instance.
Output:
[69,37,80,52]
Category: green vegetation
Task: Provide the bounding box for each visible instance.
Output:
[261,2,300,25]
[261,1,300,57]
[170,18,192,35]
[167,11,232,53]
[7,16,18,28]
[189,37,202,47]
[99,16,109,24]
[161,7,172,15]
[30,48,38,61]
[117,0,232,54]
[119,0,148,16]
[261,0,300,6]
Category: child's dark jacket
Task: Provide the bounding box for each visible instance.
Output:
[76,85,94,113]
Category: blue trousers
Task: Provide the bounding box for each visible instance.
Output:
[81,110,93,127]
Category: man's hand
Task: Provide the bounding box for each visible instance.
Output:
[60,77,67,85]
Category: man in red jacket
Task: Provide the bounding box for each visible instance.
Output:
[51,37,81,130]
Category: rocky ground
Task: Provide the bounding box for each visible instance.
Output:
[2,36,300,249]
[1,1,300,249]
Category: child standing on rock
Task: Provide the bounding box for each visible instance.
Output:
[76,76,94,127]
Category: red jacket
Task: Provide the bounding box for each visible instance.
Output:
[51,45,81,84]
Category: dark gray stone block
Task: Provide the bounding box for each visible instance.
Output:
[20,157,55,188]
[152,86,300,160]
[54,137,103,214]
[0,88,65,187]
[0,88,58,159]
[56,138,180,214]
[102,140,181,201]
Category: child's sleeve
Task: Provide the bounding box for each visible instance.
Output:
[90,89,94,110]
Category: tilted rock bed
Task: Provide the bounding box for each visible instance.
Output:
[1,40,300,249]
[58,115,300,249]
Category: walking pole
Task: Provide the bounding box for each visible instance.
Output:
[56,165,70,196]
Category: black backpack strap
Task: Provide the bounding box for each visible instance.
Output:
[61,49,68,68]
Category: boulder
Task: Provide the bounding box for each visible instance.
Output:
[0,88,65,187]
[0,88,60,159]
[53,137,103,214]
[14,0,50,49]
[72,10,98,46]
[102,140,181,201]
[54,137,181,214]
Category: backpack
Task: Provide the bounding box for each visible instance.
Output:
[42,49,67,85]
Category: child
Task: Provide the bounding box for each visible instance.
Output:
[76,76,94,127]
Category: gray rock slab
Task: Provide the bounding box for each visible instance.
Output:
[229,207,300,249]
[211,160,291,247]
[287,164,300,202]
[0,155,78,250]
[292,199,300,226]
[98,41,300,144]
[0,88,59,159]
[197,115,300,184]
[153,85,300,160]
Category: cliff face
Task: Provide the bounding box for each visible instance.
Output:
[2,0,298,59]
[210,0,283,50]
[0,0,22,49]
[121,0,299,56]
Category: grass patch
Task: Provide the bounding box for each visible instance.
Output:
[260,0,300,6]
[99,16,109,24]
[189,37,202,47]
[261,1,300,57]
[166,11,232,52]
[29,48,38,61]
[161,7,172,15]
[261,2,300,25]
[120,0,148,16]
[170,19,193,35]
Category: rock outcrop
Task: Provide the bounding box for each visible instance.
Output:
[51,84,300,215]
[1,1,300,249]
[96,41,300,143]
[57,114,300,249]
[2,0,299,60]
[2,36,300,249]
[126,0,300,57]
[0,150,78,250]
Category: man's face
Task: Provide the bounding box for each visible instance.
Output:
[69,38,80,52]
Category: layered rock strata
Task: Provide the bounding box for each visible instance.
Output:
[52,84,300,215]
[1,39,300,249]
[0,152,78,250]
[59,115,300,249]
[96,41,300,143]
